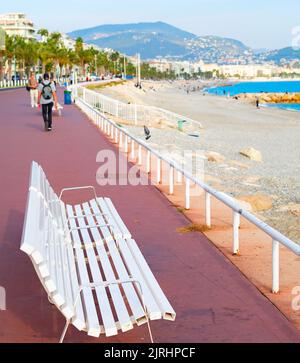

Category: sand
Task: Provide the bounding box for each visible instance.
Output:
[96,80,300,243]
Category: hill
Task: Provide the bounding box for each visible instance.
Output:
[68,21,250,61]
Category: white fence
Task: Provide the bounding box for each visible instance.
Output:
[0,79,27,88]
[73,85,202,131]
[73,88,300,296]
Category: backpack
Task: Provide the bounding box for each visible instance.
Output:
[41,82,53,100]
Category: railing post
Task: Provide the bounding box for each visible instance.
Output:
[233,212,240,255]
[272,240,280,294]
[111,124,114,140]
[131,140,135,160]
[116,101,119,118]
[177,170,183,184]
[115,128,119,144]
[169,166,174,195]
[134,104,138,125]
[205,192,211,228]
[157,158,161,184]
[119,132,123,148]
[147,150,151,174]
[125,135,129,153]
[185,178,190,210]
[138,145,142,165]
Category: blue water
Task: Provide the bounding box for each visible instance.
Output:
[206,81,300,96]
[264,103,300,111]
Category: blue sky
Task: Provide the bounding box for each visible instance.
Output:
[1,0,299,49]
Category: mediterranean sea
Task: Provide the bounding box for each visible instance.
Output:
[206,81,300,96]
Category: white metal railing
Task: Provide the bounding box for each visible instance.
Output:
[73,85,202,131]
[0,79,27,88]
[74,88,300,295]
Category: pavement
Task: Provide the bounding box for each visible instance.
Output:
[0,88,299,343]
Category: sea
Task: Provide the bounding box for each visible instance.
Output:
[263,103,300,111]
[206,80,300,111]
[206,81,300,96]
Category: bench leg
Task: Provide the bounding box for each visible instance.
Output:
[59,319,71,343]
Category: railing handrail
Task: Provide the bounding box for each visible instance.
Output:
[79,85,203,128]
[71,84,300,260]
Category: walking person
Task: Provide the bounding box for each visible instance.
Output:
[256,97,260,109]
[28,72,39,108]
[38,73,58,132]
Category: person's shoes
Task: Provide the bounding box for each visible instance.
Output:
[48,126,52,132]
[44,122,48,131]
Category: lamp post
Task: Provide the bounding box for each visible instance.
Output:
[136,53,141,87]
[0,27,5,82]
[14,54,17,85]
[123,57,127,80]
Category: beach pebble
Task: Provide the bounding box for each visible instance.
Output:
[238,195,273,212]
[278,203,300,216]
[205,151,225,163]
[239,148,263,162]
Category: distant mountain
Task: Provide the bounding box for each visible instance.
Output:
[262,47,300,63]
[68,21,251,62]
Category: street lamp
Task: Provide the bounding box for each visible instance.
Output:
[0,27,5,82]
[14,54,17,85]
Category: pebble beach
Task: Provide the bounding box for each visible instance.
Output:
[96,80,300,243]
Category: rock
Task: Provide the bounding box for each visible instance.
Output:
[240,148,262,162]
[219,193,252,212]
[205,151,225,163]
[238,195,273,212]
[235,199,253,212]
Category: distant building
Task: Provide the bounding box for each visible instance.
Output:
[196,61,219,73]
[0,27,5,50]
[148,60,172,73]
[219,64,276,78]
[61,33,76,50]
[0,13,35,39]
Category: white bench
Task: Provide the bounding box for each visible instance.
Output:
[20,161,176,343]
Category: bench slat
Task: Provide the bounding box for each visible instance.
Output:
[103,198,132,239]
[42,174,66,309]
[50,198,77,320]
[74,204,119,337]
[125,239,176,322]
[67,205,101,338]
[21,164,45,264]
[90,201,163,320]
[79,202,133,334]
[60,204,86,331]
[89,200,147,326]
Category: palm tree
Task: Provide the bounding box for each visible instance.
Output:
[4,35,17,80]
[56,47,70,77]
[110,51,120,74]
[37,28,49,43]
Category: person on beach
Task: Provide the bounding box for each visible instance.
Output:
[28,72,39,108]
[256,97,260,109]
[38,73,58,132]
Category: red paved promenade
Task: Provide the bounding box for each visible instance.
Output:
[0,88,299,343]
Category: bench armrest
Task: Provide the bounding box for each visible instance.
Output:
[59,186,98,201]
